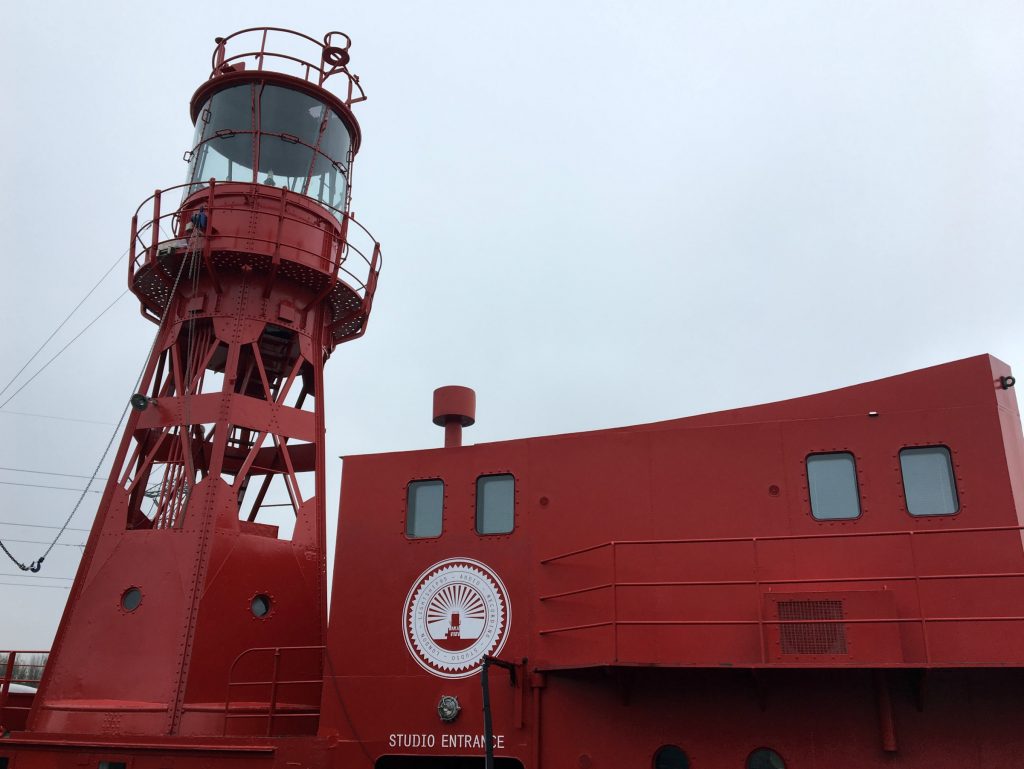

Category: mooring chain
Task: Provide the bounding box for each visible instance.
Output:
[0,227,204,573]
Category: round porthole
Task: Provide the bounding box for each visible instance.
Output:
[747,748,786,769]
[654,745,689,769]
[251,594,272,618]
[121,587,142,612]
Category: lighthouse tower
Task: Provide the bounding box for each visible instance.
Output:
[29,29,380,738]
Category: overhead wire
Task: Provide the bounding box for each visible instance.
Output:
[0,410,114,426]
[0,248,126,401]
[0,289,130,412]
[1,538,86,549]
[0,520,90,532]
[0,582,70,590]
[0,466,110,482]
[0,234,202,573]
[0,480,102,494]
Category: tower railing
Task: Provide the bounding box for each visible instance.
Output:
[128,181,381,321]
[210,27,367,104]
[538,524,1024,668]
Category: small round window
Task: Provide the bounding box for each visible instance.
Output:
[654,745,689,769]
[251,594,272,618]
[747,748,786,769]
[121,587,142,612]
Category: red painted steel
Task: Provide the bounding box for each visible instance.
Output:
[5,25,1024,769]
[433,386,476,448]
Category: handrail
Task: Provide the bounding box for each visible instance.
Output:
[128,181,382,327]
[224,645,325,737]
[1,650,47,729]
[210,28,367,104]
[539,526,1024,665]
[540,523,1024,564]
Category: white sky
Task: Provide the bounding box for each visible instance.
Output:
[1,1,1022,649]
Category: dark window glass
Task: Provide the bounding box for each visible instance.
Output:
[259,85,328,146]
[476,474,515,534]
[900,446,958,516]
[184,83,351,216]
[748,748,786,769]
[807,452,861,520]
[653,745,689,769]
[189,134,255,188]
[407,480,444,538]
[121,587,142,612]
[251,594,272,618]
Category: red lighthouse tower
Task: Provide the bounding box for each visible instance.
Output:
[27,29,380,739]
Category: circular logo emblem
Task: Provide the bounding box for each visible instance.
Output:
[403,558,510,678]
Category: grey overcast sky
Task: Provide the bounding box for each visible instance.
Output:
[1,1,1022,649]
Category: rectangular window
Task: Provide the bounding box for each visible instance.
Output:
[406,479,444,538]
[900,446,958,516]
[807,452,861,520]
[476,474,515,534]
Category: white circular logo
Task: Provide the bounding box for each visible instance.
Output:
[403,558,510,679]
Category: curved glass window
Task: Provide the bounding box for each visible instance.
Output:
[653,745,689,769]
[747,748,786,769]
[900,446,959,516]
[186,82,351,216]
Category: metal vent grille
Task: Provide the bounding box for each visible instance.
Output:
[778,599,847,655]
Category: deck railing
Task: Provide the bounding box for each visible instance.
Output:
[539,525,1024,666]
[0,650,47,731]
[224,645,325,737]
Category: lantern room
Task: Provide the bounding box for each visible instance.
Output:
[185,80,354,215]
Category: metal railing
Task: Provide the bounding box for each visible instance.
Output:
[0,650,47,731]
[538,525,1024,666]
[224,645,325,736]
[211,28,367,104]
[128,181,381,328]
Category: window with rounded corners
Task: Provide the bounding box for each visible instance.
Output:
[406,479,444,538]
[806,452,861,520]
[251,594,272,618]
[120,587,142,612]
[653,745,689,769]
[747,747,786,769]
[476,474,515,535]
[900,445,959,516]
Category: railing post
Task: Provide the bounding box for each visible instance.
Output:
[129,214,138,282]
[203,179,222,293]
[753,538,766,664]
[0,651,16,715]
[611,542,618,663]
[907,531,931,663]
[267,648,282,737]
[150,189,161,261]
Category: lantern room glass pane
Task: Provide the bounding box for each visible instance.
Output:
[406,480,444,538]
[185,82,351,216]
[476,474,515,534]
[807,452,861,520]
[188,134,255,192]
[191,83,254,147]
[900,446,959,516]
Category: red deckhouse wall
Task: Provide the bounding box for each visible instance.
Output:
[327,353,1024,764]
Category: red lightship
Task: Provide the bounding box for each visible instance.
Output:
[3,27,1024,769]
